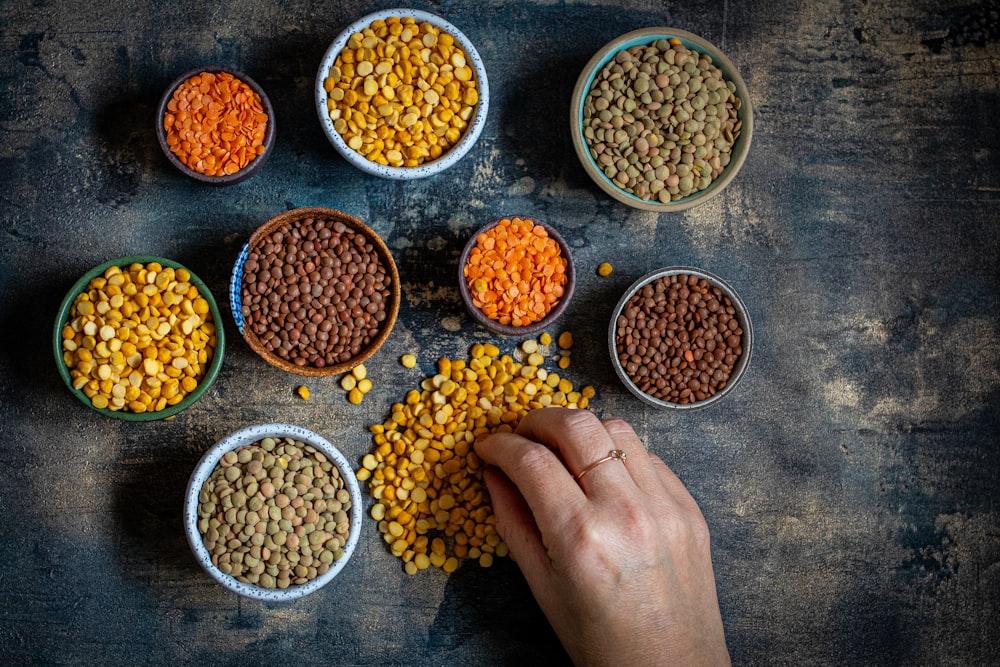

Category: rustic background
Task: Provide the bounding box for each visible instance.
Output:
[1,0,998,664]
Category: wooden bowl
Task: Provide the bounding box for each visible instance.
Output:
[231,207,400,376]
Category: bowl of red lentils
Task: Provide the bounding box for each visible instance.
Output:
[156,65,276,185]
[571,28,753,212]
[184,422,363,600]
[459,216,575,336]
[53,255,226,421]
[315,9,490,179]
[609,266,752,409]
[231,207,400,377]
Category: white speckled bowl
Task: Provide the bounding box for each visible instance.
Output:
[315,8,490,179]
[184,423,363,601]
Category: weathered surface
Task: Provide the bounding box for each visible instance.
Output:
[1,1,998,664]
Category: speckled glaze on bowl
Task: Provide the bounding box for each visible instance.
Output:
[156,65,276,186]
[230,207,400,377]
[571,28,753,212]
[608,266,752,410]
[53,255,226,421]
[315,8,489,179]
[183,423,363,601]
[458,217,575,336]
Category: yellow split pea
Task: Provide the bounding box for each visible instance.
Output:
[60,262,217,413]
[357,338,596,574]
[323,16,480,168]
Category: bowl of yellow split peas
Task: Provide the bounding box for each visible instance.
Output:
[53,256,226,421]
[315,8,490,179]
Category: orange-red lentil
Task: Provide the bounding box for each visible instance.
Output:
[463,218,568,328]
[163,71,268,177]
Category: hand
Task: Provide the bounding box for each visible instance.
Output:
[474,407,730,667]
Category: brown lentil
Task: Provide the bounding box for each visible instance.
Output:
[196,437,352,589]
[241,216,393,368]
[614,273,744,404]
[357,340,595,573]
[582,38,743,203]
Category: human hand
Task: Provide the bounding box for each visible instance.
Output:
[474,407,730,667]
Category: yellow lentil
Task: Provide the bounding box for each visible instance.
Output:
[539,332,552,346]
[597,262,613,277]
[297,385,311,400]
[357,340,593,573]
[324,16,480,168]
[61,262,217,413]
[401,353,417,368]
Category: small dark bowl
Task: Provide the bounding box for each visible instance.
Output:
[54,255,226,421]
[458,217,575,336]
[156,65,276,186]
[608,266,752,409]
[230,207,400,377]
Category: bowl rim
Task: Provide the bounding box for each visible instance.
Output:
[233,206,401,376]
[607,265,753,409]
[156,65,277,186]
[570,27,754,212]
[53,255,226,421]
[458,216,576,336]
[315,7,490,180]
[183,422,363,601]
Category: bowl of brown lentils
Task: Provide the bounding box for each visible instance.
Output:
[231,207,400,376]
[609,266,752,409]
[315,8,490,179]
[184,423,363,600]
[571,28,753,212]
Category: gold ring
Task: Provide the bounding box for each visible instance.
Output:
[574,449,627,482]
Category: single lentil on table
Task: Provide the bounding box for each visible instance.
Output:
[163,71,269,177]
[323,15,480,167]
[241,216,393,369]
[582,38,743,202]
[60,262,217,413]
[464,217,568,328]
[614,273,744,404]
[357,339,596,574]
[196,437,353,589]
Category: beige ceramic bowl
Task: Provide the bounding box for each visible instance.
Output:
[571,28,753,212]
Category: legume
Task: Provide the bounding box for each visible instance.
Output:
[357,339,595,573]
[597,262,613,277]
[196,437,352,589]
[60,262,217,413]
[581,38,743,203]
[241,216,394,368]
[323,16,480,168]
[464,218,568,328]
[614,273,744,403]
[163,71,269,177]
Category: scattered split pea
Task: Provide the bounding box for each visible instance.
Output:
[357,338,596,574]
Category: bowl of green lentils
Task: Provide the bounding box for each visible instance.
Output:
[184,423,363,601]
[571,27,753,212]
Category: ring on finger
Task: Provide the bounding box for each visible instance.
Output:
[574,449,627,482]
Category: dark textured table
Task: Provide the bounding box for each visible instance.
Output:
[2,1,998,664]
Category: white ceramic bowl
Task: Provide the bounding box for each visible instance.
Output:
[315,8,490,179]
[184,423,363,601]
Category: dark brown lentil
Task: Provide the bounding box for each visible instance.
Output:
[241,216,393,368]
[614,273,743,404]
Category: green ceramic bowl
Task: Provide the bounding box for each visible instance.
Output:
[53,255,226,421]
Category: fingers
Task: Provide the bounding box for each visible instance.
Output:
[479,466,550,572]
[512,408,634,495]
[475,425,587,540]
